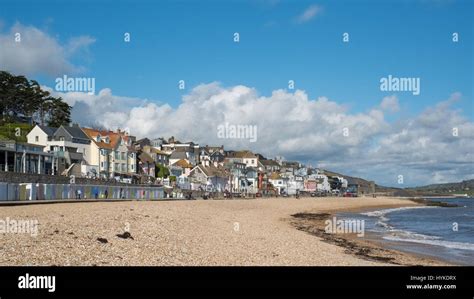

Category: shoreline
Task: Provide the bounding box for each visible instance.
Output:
[287,201,451,266]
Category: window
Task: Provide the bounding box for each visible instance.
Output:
[115,163,119,171]
[59,137,65,141]
[35,136,39,142]
[101,162,104,168]
[121,152,125,160]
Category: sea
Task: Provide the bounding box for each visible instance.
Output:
[339,198,474,265]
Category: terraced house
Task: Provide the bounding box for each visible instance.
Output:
[81,128,137,181]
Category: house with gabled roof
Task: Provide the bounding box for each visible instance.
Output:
[169,150,190,166]
[225,150,258,168]
[27,125,56,145]
[161,137,200,165]
[27,124,90,176]
[188,164,229,192]
[81,127,137,180]
[170,159,193,177]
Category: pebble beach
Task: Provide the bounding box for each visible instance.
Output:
[0,197,447,266]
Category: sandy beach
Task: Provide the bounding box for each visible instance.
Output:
[0,196,448,266]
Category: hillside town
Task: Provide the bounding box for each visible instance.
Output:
[0,123,375,199]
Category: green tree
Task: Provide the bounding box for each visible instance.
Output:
[0,70,71,126]
[45,97,72,127]
[155,163,170,178]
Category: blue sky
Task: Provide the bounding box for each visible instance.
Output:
[1,0,473,186]
[1,0,472,117]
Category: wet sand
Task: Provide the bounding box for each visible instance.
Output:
[0,196,448,266]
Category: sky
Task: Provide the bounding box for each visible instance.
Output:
[0,0,473,187]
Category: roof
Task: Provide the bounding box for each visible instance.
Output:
[282,161,299,167]
[37,125,57,136]
[261,159,280,167]
[152,148,169,155]
[139,152,154,164]
[172,159,193,168]
[226,150,257,159]
[193,164,228,178]
[62,126,90,140]
[170,151,187,160]
[210,151,224,157]
[135,138,150,145]
[81,127,121,150]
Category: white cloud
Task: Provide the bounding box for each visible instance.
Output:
[296,5,323,24]
[380,95,400,112]
[0,23,95,76]
[49,83,473,187]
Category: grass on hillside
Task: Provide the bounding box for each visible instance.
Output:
[0,122,32,142]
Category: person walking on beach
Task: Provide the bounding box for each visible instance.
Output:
[104,189,108,199]
[77,189,82,199]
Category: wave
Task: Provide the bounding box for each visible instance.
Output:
[361,206,474,251]
[383,233,474,251]
[362,206,438,231]
[361,206,437,218]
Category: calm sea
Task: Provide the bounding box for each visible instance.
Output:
[340,198,474,265]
